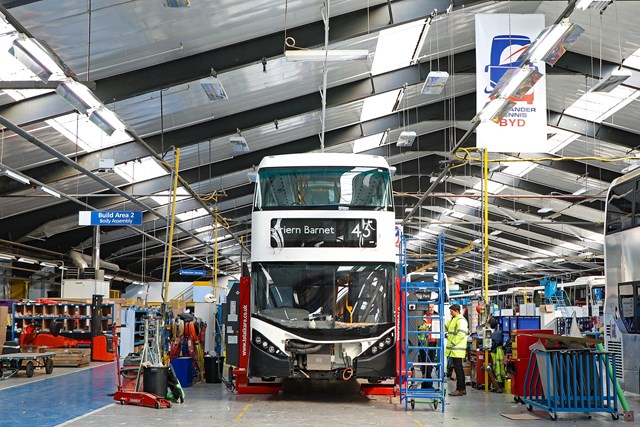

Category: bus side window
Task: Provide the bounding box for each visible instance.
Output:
[607,181,633,232]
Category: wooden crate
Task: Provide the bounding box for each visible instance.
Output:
[52,348,91,367]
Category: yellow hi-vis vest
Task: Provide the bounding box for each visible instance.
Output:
[445,314,468,358]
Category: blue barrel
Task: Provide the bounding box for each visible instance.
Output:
[170,357,193,388]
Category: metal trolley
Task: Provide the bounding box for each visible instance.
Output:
[522,348,619,421]
[398,232,446,412]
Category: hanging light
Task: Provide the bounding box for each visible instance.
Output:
[591,68,632,93]
[517,19,585,66]
[9,34,66,82]
[421,71,449,95]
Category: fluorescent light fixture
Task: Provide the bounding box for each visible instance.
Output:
[489,67,542,101]
[39,185,61,198]
[421,71,449,95]
[591,68,632,93]
[201,76,229,101]
[40,261,58,268]
[621,163,640,174]
[9,34,65,82]
[396,130,417,147]
[2,169,30,185]
[575,0,612,11]
[0,253,15,261]
[162,0,190,7]
[89,107,125,136]
[475,97,516,123]
[517,19,584,66]
[552,258,566,263]
[104,274,113,279]
[285,49,369,62]
[55,79,101,115]
[537,207,554,214]
[489,230,503,236]
[229,135,249,153]
[453,258,460,262]
[17,257,38,264]
[580,251,594,257]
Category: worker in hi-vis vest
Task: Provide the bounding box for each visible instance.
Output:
[445,304,468,396]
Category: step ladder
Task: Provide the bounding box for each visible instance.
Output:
[398,232,446,412]
[549,292,570,318]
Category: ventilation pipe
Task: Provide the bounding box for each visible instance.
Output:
[68,250,119,272]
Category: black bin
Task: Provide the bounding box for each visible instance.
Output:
[143,366,168,397]
[204,356,224,383]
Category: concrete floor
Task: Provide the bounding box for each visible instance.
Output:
[1,362,638,427]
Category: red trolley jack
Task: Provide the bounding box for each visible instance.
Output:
[112,327,171,409]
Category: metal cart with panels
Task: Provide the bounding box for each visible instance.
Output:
[522,348,619,421]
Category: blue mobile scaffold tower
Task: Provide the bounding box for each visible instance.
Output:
[398,232,447,411]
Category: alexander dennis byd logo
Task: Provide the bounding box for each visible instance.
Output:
[484,35,537,127]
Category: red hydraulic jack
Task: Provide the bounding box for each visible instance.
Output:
[111,325,172,409]
[233,277,282,395]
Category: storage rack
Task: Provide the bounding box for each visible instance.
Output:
[556,316,594,335]
[11,302,114,341]
[398,232,446,412]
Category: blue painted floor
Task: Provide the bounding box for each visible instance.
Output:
[0,363,116,427]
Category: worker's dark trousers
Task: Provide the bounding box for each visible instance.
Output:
[451,357,465,391]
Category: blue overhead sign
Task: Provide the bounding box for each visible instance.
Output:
[180,269,206,276]
[78,211,142,226]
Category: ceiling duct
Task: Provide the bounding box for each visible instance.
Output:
[68,250,119,272]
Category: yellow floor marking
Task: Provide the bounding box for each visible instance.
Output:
[235,396,256,421]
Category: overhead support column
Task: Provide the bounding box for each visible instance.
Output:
[92,225,103,280]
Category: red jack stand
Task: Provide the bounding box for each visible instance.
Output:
[230,277,282,395]
[233,367,282,395]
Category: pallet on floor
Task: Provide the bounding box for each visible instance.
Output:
[51,348,91,367]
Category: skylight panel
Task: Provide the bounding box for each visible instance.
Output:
[558,242,586,252]
[352,132,386,153]
[176,208,209,221]
[115,157,168,183]
[502,161,537,177]
[360,89,401,121]
[46,113,131,153]
[195,224,213,233]
[564,85,639,123]
[623,47,640,70]
[546,127,580,153]
[371,21,423,76]
[473,180,505,194]
[151,187,190,205]
[456,197,481,208]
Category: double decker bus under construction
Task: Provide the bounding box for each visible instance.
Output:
[248,153,396,381]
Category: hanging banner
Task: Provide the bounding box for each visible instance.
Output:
[475,14,546,152]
